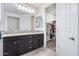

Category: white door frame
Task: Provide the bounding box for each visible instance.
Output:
[44,4,57,55]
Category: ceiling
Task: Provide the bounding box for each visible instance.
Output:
[3,3,53,15]
[46,4,56,16]
[28,3,52,8]
[4,3,28,15]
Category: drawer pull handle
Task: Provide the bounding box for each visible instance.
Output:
[4,53,9,54]
[18,41,20,44]
[29,36,32,37]
[29,47,32,48]
[28,41,32,43]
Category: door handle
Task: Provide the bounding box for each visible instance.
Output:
[69,37,75,40]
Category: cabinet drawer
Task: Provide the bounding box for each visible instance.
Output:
[28,43,33,51]
[28,46,32,49]
[28,35,33,38]
[28,40,33,43]
[33,34,44,39]
[27,35,33,41]
[28,39,33,41]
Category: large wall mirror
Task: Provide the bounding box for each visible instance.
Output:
[34,15,43,30]
[7,16,19,33]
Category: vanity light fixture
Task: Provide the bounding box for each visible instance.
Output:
[14,4,35,14]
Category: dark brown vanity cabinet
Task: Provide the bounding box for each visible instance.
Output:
[3,36,28,56]
[3,37,18,56]
[3,34,44,56]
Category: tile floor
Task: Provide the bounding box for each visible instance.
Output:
[21,47,56,56]
[47,40,56,51]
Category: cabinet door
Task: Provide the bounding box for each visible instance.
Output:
[33,38,38,49]
[18,36,28,55]
[38,34,44,47]
[3,37,18,56]
[38,39,44,47]
[33,34,44,48]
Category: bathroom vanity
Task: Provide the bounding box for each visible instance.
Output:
[2,32,44,56]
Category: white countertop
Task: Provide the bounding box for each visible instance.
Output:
[2,31,44,37]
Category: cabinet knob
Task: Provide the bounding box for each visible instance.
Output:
[14,42,16,44]
[18,41,20,44]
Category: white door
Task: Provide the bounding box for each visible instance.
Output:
[57,3,78,56]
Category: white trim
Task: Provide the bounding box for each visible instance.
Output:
[5,12,19,18]
[43,8,47,48]
[34,28,43,31]
[0,4,1,20]
[56,3,58,56]
[44,4,57,54]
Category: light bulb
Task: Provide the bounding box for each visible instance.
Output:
[15,4,35,14]
[31,9,35,13]
[17,4,22,10]
[28,8,32,13]
[25,8,28,12]
[21,6,25,11]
